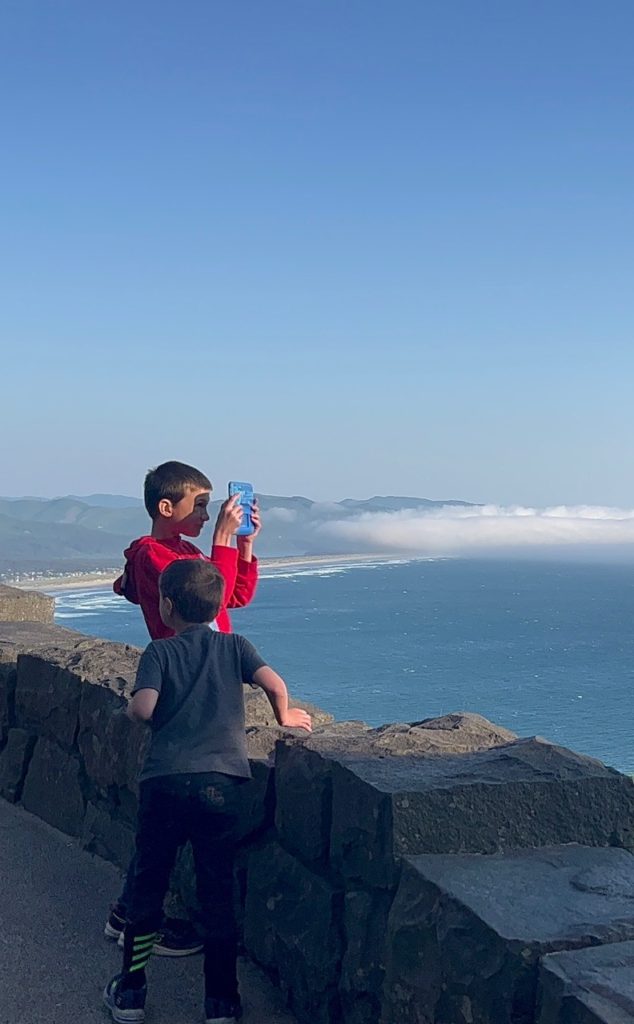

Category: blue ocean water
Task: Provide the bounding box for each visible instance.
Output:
[50,559,634,773]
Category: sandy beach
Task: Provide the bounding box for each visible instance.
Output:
[8,553,404,593]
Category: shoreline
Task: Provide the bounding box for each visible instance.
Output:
[8,553,412,593]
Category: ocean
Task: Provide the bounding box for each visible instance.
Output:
[50,558,634,773]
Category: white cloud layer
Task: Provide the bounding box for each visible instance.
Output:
[315,505,634,560]
[266,507,298,523]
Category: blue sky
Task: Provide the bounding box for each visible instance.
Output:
[1,1,633,505]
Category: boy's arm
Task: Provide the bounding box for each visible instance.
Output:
[127,689,159,722]
[127,646,162,721]
[208,492,245,605]
[210,544,239,607]
[252,665,312,732]
[210,497,260,609]
[227,553,258,609]
[228,501,260,608]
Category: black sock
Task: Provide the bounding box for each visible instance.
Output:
[122,968,147,990]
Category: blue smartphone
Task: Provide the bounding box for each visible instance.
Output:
[228,481,255,536]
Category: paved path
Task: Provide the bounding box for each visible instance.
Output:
[0,799,295,1024]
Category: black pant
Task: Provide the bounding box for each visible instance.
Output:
[123,771,243,1001]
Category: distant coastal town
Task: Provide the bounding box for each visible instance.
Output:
[7,553,406,592]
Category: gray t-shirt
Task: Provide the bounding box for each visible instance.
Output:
[133,625,267,783]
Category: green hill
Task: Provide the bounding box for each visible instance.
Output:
[0,491,475,576]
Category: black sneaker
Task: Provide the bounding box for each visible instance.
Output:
[104,903,127,942]
[116,918,204,957]
[103,974,146,1023]
[154,918,204,957]
[204,996,242,1023]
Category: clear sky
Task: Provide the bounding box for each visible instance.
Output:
[1,1,633,505]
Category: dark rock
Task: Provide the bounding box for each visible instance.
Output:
[246,719,364,763]
[383,845,634,1024]
[329,737,634,887]
[0,622,87,746]
[0,584,54,623]
[0,664,16,747]
[81,801,135,868]
[276,743,333,864]
[340,889,394,1024]
[244,842,344,1024]
[14,636,139,750]
[54,637,140,695]
[275,714,516,871]
[78,681,147,792]
[275,723,371,864]
[244,842,291,970]
[367,712,516,756]
[0,621,94,662]
[246,725,309,761]
[22,737,85,836]
[0,728,36,802]
[14,649,82,748]
[538,941,634,1024]
[276,712,516,872]
[237,759,275,843]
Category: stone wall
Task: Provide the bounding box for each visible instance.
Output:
[0,583,54,623]
[247,727,634,1024]
[2,589,634,1024]
[0,617,330,862]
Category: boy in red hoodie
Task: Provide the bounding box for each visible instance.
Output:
[113,460,259,638]
[106,460,260,955]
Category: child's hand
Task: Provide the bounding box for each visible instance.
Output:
[279,707,312,732]
[237,501,261,559]
[213,494,243,547]
[250,501,261,540]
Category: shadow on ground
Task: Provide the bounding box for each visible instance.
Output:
[0,799,295,1024]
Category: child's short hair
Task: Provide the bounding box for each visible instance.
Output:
[159,560,225,623]
[144,461,212,519]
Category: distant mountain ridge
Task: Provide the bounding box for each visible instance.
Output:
[0,491,474,576]
[66,494,144,508]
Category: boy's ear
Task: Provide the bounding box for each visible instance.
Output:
[157,498,174,519]
[162,595,174,617]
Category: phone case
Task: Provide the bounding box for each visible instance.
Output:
[228,481,255,536]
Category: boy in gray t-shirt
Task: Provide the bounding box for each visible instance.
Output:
[103,559,311,1024]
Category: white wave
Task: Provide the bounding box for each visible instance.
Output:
[52,590,122,613]
[315,505,634,559]
[55,611,99,619]
[262,567,351,580]
[48,586,114,598]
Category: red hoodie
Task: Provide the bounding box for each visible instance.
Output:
[113,536,258,639]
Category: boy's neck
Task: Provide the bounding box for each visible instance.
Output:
[171,618,213,635]
[151,518,180,541]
